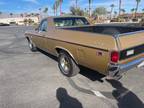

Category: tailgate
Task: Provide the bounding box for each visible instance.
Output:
[118,31,144,61]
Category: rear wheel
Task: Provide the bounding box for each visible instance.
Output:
[58,51,80,77]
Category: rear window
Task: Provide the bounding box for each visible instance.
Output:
[54,17,90,27]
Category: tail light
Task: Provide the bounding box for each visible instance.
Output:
[111,51,119,63]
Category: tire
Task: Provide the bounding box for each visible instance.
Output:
[28,39,37,52]
[58,51,80,77]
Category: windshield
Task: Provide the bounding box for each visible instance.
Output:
[54,17,90,27]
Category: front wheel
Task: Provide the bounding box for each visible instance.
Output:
[58,51,80,77]
[28,39,37,52]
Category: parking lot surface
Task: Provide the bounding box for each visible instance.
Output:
[0,26,144,108]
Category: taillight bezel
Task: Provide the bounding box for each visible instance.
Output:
[110,51,120,63]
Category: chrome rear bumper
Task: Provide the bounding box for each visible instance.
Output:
[108,57,144,78]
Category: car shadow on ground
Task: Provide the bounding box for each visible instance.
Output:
[79,66,105,82]
[38,48,58,61]
[56,87,83,108]
[38,48,105,82]
[106,79,144,108]
[38,49,144,107]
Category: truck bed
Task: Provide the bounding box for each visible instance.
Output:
[61,25,144,36]
[59,25,144,62]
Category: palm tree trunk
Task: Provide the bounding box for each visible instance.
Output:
[119,0,122,15]
[135,2,139,18]
[54,8,56,16]
[60,0,62,15]
[89,2,91,17]
[56,8,58,16]
[76,0,78,8]
[110,7,113,20]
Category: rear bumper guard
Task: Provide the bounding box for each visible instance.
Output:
[108,57,144,78]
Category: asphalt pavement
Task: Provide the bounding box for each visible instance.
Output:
[0,26,144,108]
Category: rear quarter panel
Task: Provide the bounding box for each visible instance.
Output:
[49,29,117,75]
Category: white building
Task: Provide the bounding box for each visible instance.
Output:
[0,17,39,25]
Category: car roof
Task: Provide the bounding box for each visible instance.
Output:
[47,16,86,19]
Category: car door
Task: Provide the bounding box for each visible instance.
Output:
[33,19,48,50]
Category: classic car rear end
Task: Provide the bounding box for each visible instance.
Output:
[108,31,144,78]
[25,16,144,80]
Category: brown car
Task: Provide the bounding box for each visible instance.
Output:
[25,16,144,80]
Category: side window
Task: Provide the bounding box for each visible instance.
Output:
[39,20,48,32]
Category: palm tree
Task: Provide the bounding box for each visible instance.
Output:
[142,9,144,17]
[57,0,63,15]
[0,12,2,16]
[20,13,24,18]
[131,8,135,13]
[110,4,115,19]
[75,0,78,8]
[131,8,135,17]
[119,0,122,15]
[88,0,93,17]
[39,8,42,19]
[43,7,48,16]
[142,8,144,13]
[114,11,117,18]
[10,13,13,17]
[135,0,141,18]
[121,9,126,14]
[52,3,56,16]
[53,0,59,16]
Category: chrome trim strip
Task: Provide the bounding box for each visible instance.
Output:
[118,30,144,37]
[119,57,144,70]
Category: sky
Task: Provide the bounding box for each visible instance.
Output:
[0,0,144,15]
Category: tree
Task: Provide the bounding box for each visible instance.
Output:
[24,19,28,25]
[114,11,118,18]
[39,8,42,15]
[135,0,141,18]
[20,13,24,17]
[70,6,84,16]
[52,3,56,16]
[57,0,63,15]
[28,19,34,25]
[53,1,58,16]
[121,9,126,14]
[10,13,13,17]
[131,8,135,13]
[53,0,59,16]
[142,9,144,13]
[75,0,78,8]
[119,0,122,15]
[131,8,136,17]
[88,0,93,17]
[142,9,144,17]
[110,4,115,19]
[92,7,107,16]
[43,7,48,16]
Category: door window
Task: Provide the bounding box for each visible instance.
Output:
[39,19,48,32]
